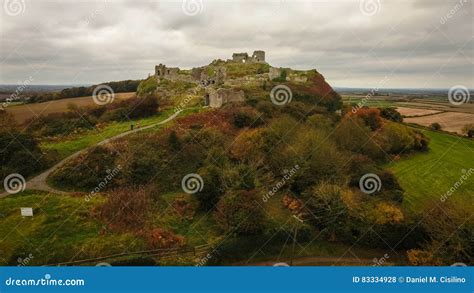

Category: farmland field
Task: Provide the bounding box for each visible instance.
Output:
[387,130,474,213]
[5,92,136,124]
[395,107,442,117]
[404,112,474,134]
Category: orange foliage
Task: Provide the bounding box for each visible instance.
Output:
[349,108,383,130]
[175,110,234,133]
[93,187,151,232]
[141,228,185,250]
[282,194,302,214]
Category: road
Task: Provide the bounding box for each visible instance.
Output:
[0,110,182,198]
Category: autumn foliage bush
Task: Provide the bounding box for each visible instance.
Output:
[140,228,185,250]
[214,190,265,235]
[93,186,152,232]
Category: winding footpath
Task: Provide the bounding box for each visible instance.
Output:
[0,110,182,198]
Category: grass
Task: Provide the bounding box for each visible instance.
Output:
[153,192,221,247]
[41,107,199,159]
[386,129,474,212]
[0,191,143,265]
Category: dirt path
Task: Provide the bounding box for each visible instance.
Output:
[0,110,182,198]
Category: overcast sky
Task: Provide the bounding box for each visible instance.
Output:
[0,0,472,88]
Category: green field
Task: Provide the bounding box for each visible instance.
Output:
[0,191,143,266]
[387,129,474,212]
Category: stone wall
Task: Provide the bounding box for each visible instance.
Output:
[206,88,245,108]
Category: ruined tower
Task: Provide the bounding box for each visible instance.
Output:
[231,50,266,63]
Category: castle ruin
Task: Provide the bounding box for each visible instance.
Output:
[231,50,266,63]
[153,51,277,108]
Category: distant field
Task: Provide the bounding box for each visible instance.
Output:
[387,130,474,213]
[342,96,474,114]
[404,112,474,134]
[5,92,136,124]
[395,107,442,117]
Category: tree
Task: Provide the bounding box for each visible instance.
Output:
[430,122,442,131]
[351,108,383,130]
[168,130,181,150]
[302,183,349,240]
[379,107,403,123]
[214,190,266,235]
[462,123,474,138]
[196,165,224,211]
[0,131,45,179]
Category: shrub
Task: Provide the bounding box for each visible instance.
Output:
[93,186,152,232]
[232,108,263,128]
[462,123,474,138]
[49,145,118,190]
[0,132,45,179]
[334,116,386,161]
[196,165,224,211]
[214,190,266,235]
[140,228,185,249]
[379,107,403,122]
[302,183,350,240]
[430,122,442,131]
[137,77,159,97]
[378,122,415,154]
[350,108,383,130]
[103,94,159,121]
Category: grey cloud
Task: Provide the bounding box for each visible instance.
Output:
[0,0,472,88]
